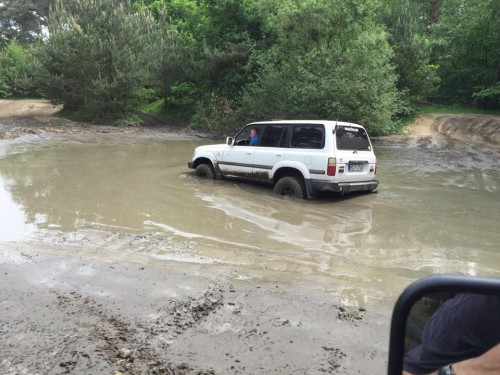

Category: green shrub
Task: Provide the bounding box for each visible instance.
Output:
[191,93,235,135]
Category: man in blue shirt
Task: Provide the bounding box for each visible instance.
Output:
[249,128,259,146]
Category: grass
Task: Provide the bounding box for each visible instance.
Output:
[141,98,166,115]
[3,97,47,101]
[418,104,500,116]
[140,98,193,123]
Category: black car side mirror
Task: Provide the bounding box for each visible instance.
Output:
[387,275,500,375]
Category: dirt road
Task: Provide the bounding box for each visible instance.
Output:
[0,99,204,141]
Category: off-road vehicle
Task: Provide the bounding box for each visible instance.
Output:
[188,120,378,199]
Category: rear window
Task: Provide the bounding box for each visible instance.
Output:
[290,125,324,149]
[335,125,371,151]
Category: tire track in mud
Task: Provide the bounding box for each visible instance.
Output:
[54,284,224,375]
[0,250,387,374]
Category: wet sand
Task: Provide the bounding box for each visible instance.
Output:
[1,244,388,374]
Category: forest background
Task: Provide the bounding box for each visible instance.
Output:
[0,0,499,135]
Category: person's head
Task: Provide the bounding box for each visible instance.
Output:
[250,129,257,137]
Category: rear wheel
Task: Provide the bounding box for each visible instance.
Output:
[273,176,306,199]
[194,163,215,179]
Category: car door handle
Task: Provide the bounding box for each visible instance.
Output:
[276,154,283,157]
[246,152,252,155]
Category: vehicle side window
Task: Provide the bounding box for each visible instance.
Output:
[291,125,324,149]
[234,125,261,146]
[235,126,251,143]
[259,125,288,147]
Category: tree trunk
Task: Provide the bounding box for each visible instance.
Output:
[430,0,438,24]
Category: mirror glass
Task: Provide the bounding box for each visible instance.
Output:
[402,292,500,375]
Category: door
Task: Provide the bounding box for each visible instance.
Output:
[252,125,288,181]
[219,125,259,178]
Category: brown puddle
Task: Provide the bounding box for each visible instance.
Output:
[1,136,499,304]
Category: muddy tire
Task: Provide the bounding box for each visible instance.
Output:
[194,163,215,179]
[273,176,306,199]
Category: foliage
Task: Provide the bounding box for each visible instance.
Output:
[473,84,500,107]
[144,0,260,104]
[145,4,192,110]
[114,112,143,127]
[0,41,42,98]
[191,92,235,135]
[383,0,440,112]
[0,0,52,45]
[418,104,500,116]
[238,0,400,135]
[432,0,500,108]
[4,0,500,129]
[37,0,157,120]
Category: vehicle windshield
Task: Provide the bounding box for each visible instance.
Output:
[335,125,371,151]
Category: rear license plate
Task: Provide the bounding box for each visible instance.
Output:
[349,164,364,171]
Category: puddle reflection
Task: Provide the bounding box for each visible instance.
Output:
[0,177,35,242]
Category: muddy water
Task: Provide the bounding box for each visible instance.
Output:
[1,137,499,304]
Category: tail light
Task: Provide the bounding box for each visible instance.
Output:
[327,157,336,176]
[370,163,377,174]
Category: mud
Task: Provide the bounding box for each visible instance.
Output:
[1,248,387,375]
[0,99,211,142]
[1,101,500,374]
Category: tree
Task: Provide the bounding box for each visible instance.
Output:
[237,0,400,135]
[383,0,440,111]
[144,0,260,98]
[432,0,500,107]
[0,41,42,97]
[146,5,192,110]
[38,0,156,119]
[0,0,56,45]
[142,0,261,132]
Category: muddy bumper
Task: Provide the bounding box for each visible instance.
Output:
[311,180,379,194]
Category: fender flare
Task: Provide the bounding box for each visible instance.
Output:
[193,152,222,178]
[270,161,312,181]
[270,161,316,198]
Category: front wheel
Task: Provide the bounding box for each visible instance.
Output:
[194,163,215,179]
[273,176,306,199]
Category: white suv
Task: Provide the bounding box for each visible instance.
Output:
[188,120,378,199]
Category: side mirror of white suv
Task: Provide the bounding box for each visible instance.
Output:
[226,137,234,146]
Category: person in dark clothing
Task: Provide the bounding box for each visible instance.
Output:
[403,293,500,375]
